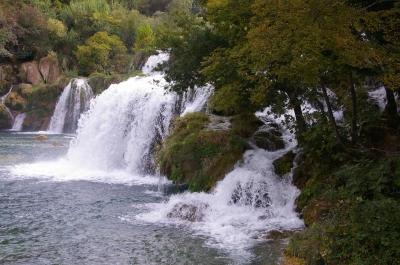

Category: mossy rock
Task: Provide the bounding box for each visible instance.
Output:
[252,130,285,151]
[36,135,49,140]
[157,112,249,191]
[230,113,264,138]
[5,91,25,111]
[273,150,296,177]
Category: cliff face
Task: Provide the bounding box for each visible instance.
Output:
[0,56,63,130]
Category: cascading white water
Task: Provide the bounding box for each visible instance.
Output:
[9,53,303,260]
[11,113,26,131]
[48,78,93,133]
[137,109,304,257]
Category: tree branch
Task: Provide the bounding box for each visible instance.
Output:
[365,0,400,9]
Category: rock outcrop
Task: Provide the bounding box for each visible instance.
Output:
[39,56,59,84]
[19,62,43,86]
[167,202,209,222]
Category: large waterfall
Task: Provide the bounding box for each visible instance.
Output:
[48,78,94,133]
[7,53,303,263]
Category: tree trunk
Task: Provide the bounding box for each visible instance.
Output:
[320,78,349,151]
[384,86,399,128]
[348,70,374,150]
[287,90,307,145]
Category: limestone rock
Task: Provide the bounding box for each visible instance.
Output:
[23,115,51,131]
[39,56,60,84]
[167,202,209,222]
[19,62,43,86]
[205,115,231,131]
[61,58,68,71]
[36,135,49,140]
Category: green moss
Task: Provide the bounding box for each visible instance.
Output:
[157,112,251,192]
[230,112,264,138]
[88,71,146,95]
[272,150,295,176]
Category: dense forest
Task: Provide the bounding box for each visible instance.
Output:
[1,0,400,264]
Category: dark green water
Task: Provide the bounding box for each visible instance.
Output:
[0,132,286,265]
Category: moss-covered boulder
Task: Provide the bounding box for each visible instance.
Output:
[273,150,296,177]
[36,135,49,140]
[5,91,25,111]
[21,83,63,131]
[157,112,263,192]
[252,130,285,151]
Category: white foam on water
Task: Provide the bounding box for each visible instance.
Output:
[368,86,387,112]
[136,111,304,255]
[8,158,165,185]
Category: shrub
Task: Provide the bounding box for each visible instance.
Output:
[76,31,130,75]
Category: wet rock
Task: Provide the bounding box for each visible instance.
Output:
[167,202,209,222]
[39,56,60,84]
[52,142,63,146]
[273,150,296,177]
[205,115,231,131]
[252,130,285,151]
[19,62,43,86]
[36,135,49,140]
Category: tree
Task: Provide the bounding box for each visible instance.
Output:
[155,10,226,94]
[0,2,49,62]
[76,31,129,75]
[132,23,155,56]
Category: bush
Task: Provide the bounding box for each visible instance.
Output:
[76,32,130,75]
[288,157,400,265]
[157,112,248,191]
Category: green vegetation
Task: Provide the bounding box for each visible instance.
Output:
[1,0,400,263]
[157,112,263,191]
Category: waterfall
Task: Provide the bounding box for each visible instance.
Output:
[48,78,93,133]
[138,109,304,254]
[11,113,26,131]
[1,86,14,126]
[9,53,303,258]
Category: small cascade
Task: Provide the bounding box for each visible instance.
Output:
[48,78,93,133]
[138,109,304,253]
[1,86,15,126]
[11,113,27,131]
